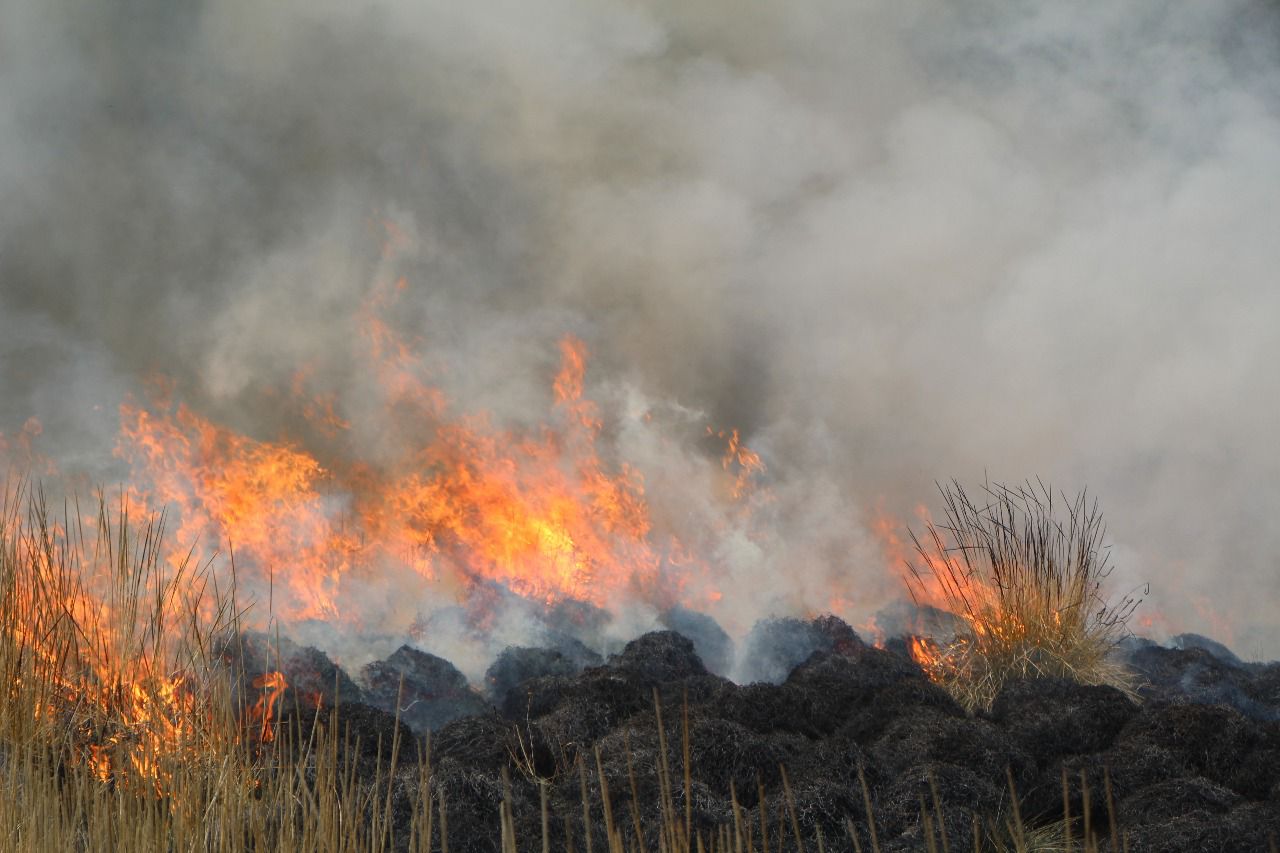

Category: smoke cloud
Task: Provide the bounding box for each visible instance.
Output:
[3,1,1279,663]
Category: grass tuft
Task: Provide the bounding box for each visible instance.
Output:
[905,480,1141,713]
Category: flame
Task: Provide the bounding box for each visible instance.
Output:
[75,670,202,786]
[2,270,773,792]
[0,482,306,796]
[908,635,942,674]
[118,402,353,621]
[710,427,766,500]
[290,367,352,438]
[249,672,288,742]
[0,416,56,477]
[1,514,219,793]
[857,615,886,649]
[874,489,1144,710]
[113,282,762,628]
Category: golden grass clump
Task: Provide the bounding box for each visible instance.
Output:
[906,480,1140,713]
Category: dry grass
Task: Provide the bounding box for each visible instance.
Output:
[905,480,1140,713]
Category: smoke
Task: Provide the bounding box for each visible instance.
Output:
[3,0,1280,661]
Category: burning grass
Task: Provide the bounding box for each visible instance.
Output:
[0,480,1266,852]
[0,483,248,792]
[905,480,1140,713]
[0,482,434,850]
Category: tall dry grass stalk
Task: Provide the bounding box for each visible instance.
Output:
[906,480,1140,713]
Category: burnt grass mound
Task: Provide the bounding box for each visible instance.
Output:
[253,620,1280,851]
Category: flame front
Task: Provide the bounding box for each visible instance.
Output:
[3,278,769,794]
[114,284,756,629]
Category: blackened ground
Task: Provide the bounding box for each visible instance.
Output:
[362,645,492,733]
[485,644,602,717]
[253,621,1280,852]
[1127,636,1280,722]
[736,615,861,684]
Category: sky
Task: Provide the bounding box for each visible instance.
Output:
[2,0,1279,663]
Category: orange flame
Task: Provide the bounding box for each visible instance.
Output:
[2,269,774,791]
[113,282,764,628]
[0,416,56,477]
[249,672,288,742]
[709,427,766,500]
[118,402,352,621]
[909,635,942,673]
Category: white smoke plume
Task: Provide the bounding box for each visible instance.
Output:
[3,0,1279,666]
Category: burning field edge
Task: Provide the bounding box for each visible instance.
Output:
[0,487,1278,853]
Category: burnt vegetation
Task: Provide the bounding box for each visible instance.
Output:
[354,625,1279,852]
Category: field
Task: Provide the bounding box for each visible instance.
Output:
[0,485,1277,852]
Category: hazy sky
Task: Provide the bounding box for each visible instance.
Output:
[3,1,1279,660]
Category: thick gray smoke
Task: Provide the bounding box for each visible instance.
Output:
[3,1,1279,662]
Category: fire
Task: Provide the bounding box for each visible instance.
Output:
[113,282,760,629]
[856,615,886,649]
[878,482,1143,712]
[710,427,766,500]
[0,496,265,795]
[886,509,1039,678]
[78,669,201,786]
[872,497,1032,673]
[249,672,289,742]
[908,635,943,676]
[119,402,351,621]
[3,274,771,793]
[0,416,55,477]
